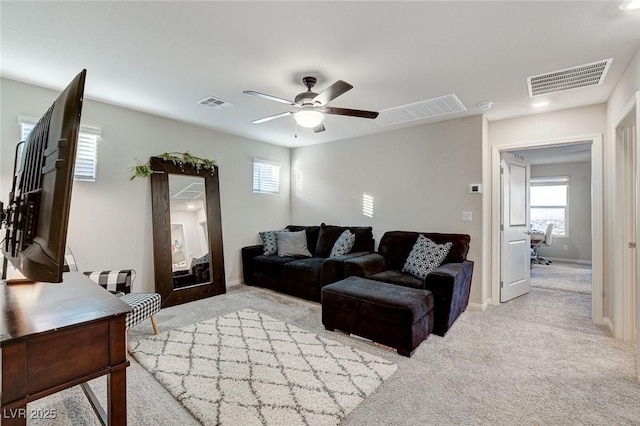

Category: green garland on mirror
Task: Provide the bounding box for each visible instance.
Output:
[130,152,217,180]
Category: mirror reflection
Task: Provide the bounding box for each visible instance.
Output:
[169,174,211,288]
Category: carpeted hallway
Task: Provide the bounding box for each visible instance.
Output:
[30,267,640,425]
[530,260,592,295]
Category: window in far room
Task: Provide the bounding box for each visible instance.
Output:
[20,116,100,182]
[530,176,568,236]
[252,159,280,194]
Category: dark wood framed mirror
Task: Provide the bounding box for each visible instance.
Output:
[150,156,225,307]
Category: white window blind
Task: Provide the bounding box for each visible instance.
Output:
[19,115,100,182]
[253,159,280,194]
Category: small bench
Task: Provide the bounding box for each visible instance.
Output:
[119,292,161,333]
[83,269,160,334]
[321,276,434,357]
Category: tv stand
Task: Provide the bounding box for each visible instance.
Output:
[0,272,131,425]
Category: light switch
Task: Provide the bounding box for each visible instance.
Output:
[461,211,473,222]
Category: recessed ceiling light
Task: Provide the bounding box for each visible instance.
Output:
[478,102,493,111]
[620,0,640,10]
[533,101,550,108]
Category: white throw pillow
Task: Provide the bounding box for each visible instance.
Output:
[276,230,312,257]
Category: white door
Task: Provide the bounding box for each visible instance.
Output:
[501,152,531,302]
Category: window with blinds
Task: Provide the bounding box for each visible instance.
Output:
[253,159,280,194]
[19,116,100,182]
[530,176,569,236]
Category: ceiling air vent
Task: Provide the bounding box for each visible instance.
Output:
[197,96,233,109]
[375,94,466,126]
[527,58,612,97]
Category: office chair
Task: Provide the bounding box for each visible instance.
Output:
[531,223,553,265]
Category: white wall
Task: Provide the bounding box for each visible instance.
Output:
[291,115,484,306]
[0,77,291,292]
[489,104,607,145]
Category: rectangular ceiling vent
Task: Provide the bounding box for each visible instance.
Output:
[172,182,205,200]
[197,96,233,109]
[527,58,612,97]
[375,94,466,126]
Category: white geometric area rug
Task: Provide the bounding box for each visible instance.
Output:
[129,309,397,426]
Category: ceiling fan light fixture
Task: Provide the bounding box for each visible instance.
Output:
[294,109,324,128]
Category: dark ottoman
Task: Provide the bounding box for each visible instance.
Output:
[321,276,434,357]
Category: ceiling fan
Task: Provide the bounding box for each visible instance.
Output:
[243,76,379,133]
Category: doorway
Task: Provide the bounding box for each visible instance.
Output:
[490,134,604,325]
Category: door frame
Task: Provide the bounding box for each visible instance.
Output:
[490,133,604,325]
[613,91,640,346]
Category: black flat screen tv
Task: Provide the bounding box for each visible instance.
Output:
[1,69,86,283]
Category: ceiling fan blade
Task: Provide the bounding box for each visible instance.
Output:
[321,107,379,119]
[312,80,353,105]
[313,123,326,133]
[251,111,294,124]
[243,90,296,106]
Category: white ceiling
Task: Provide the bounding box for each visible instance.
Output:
[1,1,639,148]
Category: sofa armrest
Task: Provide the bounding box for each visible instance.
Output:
[320,251,373,286]
[424,260,474,336]
[242,245,264,285]
[344,253,387,278]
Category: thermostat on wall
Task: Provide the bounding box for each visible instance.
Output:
[469,184,482,194]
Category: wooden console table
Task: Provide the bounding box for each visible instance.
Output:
[0,272,131,425]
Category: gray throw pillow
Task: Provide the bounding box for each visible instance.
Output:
[259,229,288,256]
[402,235,452,279]
[330,230,356,257]
[276,230,312,257]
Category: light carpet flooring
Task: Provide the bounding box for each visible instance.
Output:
[530,260,592,294]
[30,277,640,425]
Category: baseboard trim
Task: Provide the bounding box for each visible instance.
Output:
[545,257,592,266]
[227,279,243,288]
[468,299,490,312]
[603,317,615,335]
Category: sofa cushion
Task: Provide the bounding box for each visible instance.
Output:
[283,257,324,285]
[259,229,288,255]
[369,270,425,289]
[252,254,297,277]
[330,230,356,257]
[276,230,312,257]
[316,224,373,257]
[402,235,452,279]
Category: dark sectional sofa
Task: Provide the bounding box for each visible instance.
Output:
[242,224,375,301]
[343,231,474,336]
[242,227,474,338]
